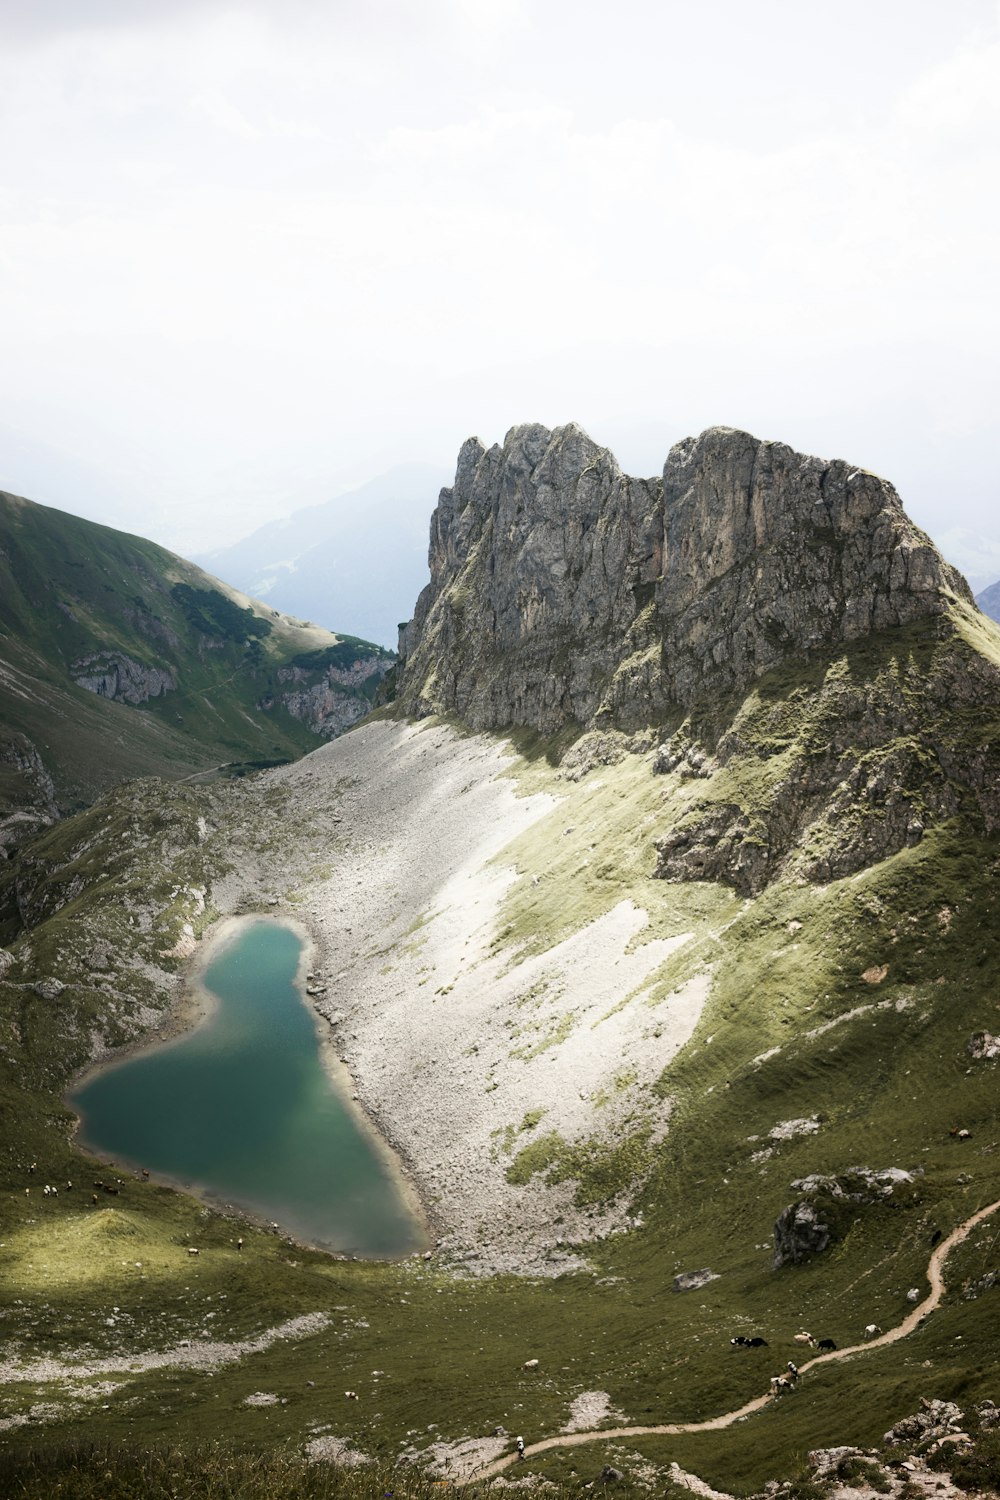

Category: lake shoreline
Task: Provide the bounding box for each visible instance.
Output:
[68,911,431,1260]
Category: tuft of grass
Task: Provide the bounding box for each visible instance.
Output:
[0,1443,462,1500]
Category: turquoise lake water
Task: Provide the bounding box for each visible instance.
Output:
[71,919,424,1256]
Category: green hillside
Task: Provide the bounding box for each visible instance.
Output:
[0,489,393,821]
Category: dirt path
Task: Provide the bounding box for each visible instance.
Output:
[476,1196,1000,1478]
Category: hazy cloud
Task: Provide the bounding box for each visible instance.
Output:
[0,0,996,566]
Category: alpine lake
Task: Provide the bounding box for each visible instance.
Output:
[70,918,424,1256]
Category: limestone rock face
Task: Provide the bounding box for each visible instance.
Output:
[396,423,970,733]
[0,733,59,857]
[72,652,175,704]
[269,654,393,738]
[399,423,664,731]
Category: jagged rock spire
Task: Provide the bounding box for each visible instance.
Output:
[396,424,971,735]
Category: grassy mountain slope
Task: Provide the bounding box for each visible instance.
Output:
[2,601,1000,1495]
[0,489,393,820]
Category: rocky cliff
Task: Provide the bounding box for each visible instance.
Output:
[397,423,1000,894]
[397,423,971,733]
[72,651,176,704]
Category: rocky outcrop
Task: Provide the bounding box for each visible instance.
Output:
[0,734,58,857]
[772,1200,833,1268]
[884,1399,967,1449]
[672,1267,719,1292]
[773,1167,916,1268]
[394,423,998,894]
[397,423,970,733]
[72,652,175,704]
[258,651,393,739]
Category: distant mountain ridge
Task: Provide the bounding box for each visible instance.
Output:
[975,578,1000,623]
[0,488,393,842]
[197,463,449,650]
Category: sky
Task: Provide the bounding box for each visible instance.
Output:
[0,0,998,583]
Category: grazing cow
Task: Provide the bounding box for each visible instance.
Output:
[187,1247,200,1256]
[816,1338,837,1351]
[930,1228,943,1246]
[730,1336,768,1348]
[786,1362,799,1381]
[522,1358,539,1370]
[863,1324,882,1339]
[345,1390,358,1400]
[770,1374,795,1395]
[793,1331,815,1346]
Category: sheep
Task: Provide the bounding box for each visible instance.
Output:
[863,1324,882,1339]
[816,1338,837,1351]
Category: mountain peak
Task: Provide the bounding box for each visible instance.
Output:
[397,423,971,736]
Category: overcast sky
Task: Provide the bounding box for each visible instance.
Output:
[0,0,998,581]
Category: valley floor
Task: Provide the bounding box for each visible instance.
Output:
[3,712,1000,1495]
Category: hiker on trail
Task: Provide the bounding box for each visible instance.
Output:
[516,1436,525,1460]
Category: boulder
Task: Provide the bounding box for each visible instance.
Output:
[884,1398,965,1447]
[32,978,66,1001]
[773,1201,832,1268]
[672,1267,719,1292]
